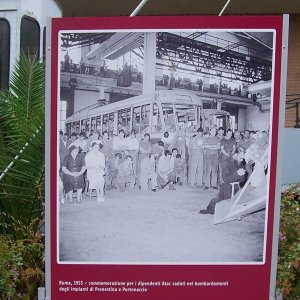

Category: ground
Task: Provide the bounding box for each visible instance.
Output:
[59,185,265,264]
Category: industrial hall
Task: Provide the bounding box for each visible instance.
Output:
[58,28,272,264]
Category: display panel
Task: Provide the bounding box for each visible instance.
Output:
[49,15,284,300]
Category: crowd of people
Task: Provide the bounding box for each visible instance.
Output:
[59,126,269,206]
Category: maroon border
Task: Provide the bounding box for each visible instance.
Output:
[50,15,283,300]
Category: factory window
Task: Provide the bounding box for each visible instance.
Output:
[141,104,150,132]
[0,18,10,90]
[85,118,91,133]
[152,103,162,132]
[118,108,131,134]
[132,104,150,133]
[162,103,176,131]
[91,117,96,132]
[108,112,115,134]
[20,16,40,59]
[132,107,141,133]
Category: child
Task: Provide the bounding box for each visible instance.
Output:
[157,150,175,190]
[162,132,172,149]
[107,153,122,189]
[117,155,135,192]
[173,154,185,185]
[171,148,178,158]
[152,140,165,170]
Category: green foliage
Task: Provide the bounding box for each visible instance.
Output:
[0,52,45,240]
[0,233,44,300]
[0,53,45,299]
[277,184,300,300]
[0,236,22,299]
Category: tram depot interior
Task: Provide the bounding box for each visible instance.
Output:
[48,2,300,186]
[55,0,300,132]
[55,6,300,187]
[60,30,272,136]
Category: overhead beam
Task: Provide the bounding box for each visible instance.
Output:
[156,32,272,83]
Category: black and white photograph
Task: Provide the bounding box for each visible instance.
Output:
[57,29,274,264]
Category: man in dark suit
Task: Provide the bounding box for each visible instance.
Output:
[199,147,246,215]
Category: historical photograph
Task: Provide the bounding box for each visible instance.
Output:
[57,29,274,264]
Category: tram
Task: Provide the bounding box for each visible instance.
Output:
[65,90,230,139]
[0,0,62,90]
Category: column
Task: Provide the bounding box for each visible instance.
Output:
[143,33,156,94]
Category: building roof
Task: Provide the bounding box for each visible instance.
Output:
[56,0,300,17]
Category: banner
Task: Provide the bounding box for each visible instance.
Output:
[48,15,285,299]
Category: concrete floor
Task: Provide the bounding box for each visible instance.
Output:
[58,185,265,264]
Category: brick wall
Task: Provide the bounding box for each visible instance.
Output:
[285,14,300,127]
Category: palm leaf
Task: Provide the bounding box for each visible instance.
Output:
[0,53,45,239]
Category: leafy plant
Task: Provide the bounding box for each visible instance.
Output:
[0,234,44,300]
[0,52,45,240]
[0,53,45,299]
[0,236,23,299]
[277,184,300,299]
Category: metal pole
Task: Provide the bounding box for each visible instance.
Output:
[295,102,299,127]
[269,14,289,300]
[130,0,149,17]
[38,287,46,300]
[43,17,53,300]
[218,0,231,16]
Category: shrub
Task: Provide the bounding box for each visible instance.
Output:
[0,233,44,299]
[0,53,45,299]
[277,184,300,299]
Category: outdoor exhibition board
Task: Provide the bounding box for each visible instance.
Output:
[46,15,287,300]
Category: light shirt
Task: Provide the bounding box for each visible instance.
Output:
[204,136,220,154]
[61,137,67,147]
[85,150,105,175]
[140,157,156,175]
[126,136,140,151]
[87,138,100,152]
[174,159,185,171]
[157,156,174,175]
[101,138,113,157]
[112,136,128,151]
[189,135,204,152]
[118,161,133,177]
[162,135,173,145]
[73,138,88,152]
[139,140,152,154]
[237,138,253,150]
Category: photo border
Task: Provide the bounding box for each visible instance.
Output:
[56,28,276,266]
[48,15,285,300]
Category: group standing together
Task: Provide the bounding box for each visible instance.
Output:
[59,126,269,205]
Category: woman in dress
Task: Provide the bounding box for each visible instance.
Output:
[219,128,236,184]
[125,129,139,176]
[188,127,204,187]
[62,145,86,203]
[138,133,152,182]
[84,141,106,202]
[100,131,113,188]
[139,133,152,160]
[220,129,236,160]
